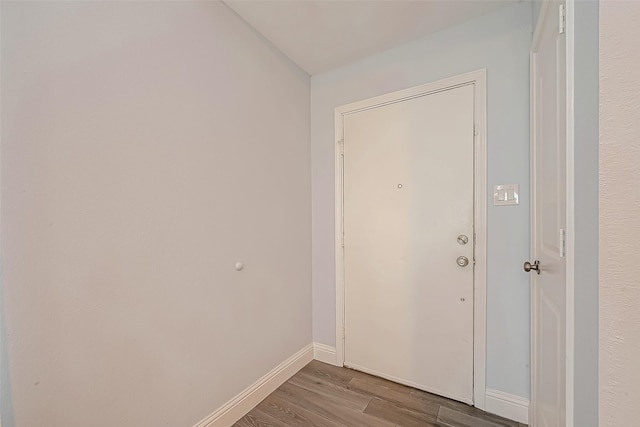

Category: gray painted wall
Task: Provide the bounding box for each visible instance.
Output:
[311,3,533,399]
[1,2,311,426]
[573,0,599,425]
[532,0,543,27]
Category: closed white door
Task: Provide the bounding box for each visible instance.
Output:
[530,1,567,426]
[343,84,475,404]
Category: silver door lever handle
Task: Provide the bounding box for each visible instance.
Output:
[524,260,540,274]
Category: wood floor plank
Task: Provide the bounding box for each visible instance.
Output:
[342,365,518,426]
[270,387,304,406]
[345,367,517,426]
[300,361,366,388]
[236,361,528,427]
[347,376,440,416]
[408,388,522,427]
[278,378,371,415]
[257,394,342,427]
[288,371,371,411]
[363,397,440,427]
[280,382,395,427]
[232,418,254,427]
[437,405,509,427]
[234,409,284,427]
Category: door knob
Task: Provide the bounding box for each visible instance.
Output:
[456,256,469,267]
[524,260,540,274]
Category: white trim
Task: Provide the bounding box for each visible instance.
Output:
[313,342,338,365]
[334,110,345,372]
[193,344,313,427]
[334,69,487,410]
[529,45,538,427]
[485,388,530,424]
[473,70,488,411]
[565,1,576,426]
[0,2,3,424]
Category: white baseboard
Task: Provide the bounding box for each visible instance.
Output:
[484,388,529,424]
[312,342,338,366]
[193,343,313,427]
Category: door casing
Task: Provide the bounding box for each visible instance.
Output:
[334,69,487,409]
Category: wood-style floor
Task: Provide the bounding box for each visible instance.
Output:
[234,360,527,427]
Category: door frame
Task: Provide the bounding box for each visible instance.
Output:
[334,69,488,409]
[530,1,575,425]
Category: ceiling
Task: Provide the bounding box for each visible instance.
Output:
[224,0,520,75]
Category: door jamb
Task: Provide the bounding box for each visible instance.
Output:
[565,3,576,425]
[334,69,488,409]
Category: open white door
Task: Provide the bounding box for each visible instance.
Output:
[530,1,567,426]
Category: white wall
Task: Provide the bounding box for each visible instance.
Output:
[311,3,532,399]
[0,2,311,426]
[599,1,640,426]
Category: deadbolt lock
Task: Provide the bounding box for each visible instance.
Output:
[456,256,469,267]
[457,235,469,245]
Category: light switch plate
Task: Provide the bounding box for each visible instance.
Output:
[494,184,519,206]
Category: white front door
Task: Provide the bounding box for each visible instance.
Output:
[343,84,475,404]
[530,1,567,426]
